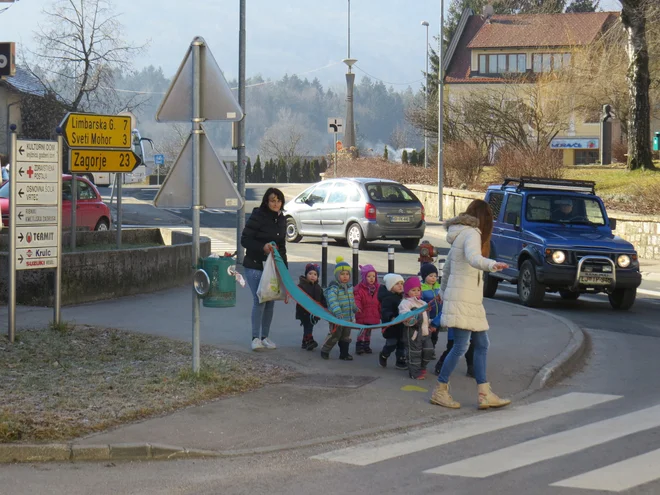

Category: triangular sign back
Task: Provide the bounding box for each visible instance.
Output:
[153,131,244,210]
[156,37,244,122]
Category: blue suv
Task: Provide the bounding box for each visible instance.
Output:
[484,177,642,310]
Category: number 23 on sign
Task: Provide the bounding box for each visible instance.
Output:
[69,149,142,173]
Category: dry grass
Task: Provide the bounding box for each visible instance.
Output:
[0,324,296,443]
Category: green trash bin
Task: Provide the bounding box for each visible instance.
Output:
[201,255,237,308]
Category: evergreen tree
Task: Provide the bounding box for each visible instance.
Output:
[232,162,238,181]
[319,157,328,173]
[383,145,389,161]
[565,0,598,12]
[303,160,315,182]
[252,156,263,183]
[419,148,426,167]
[401,150,409,164]
[410,149,419,166]
[312,158,321,181]
[276,158,288,183]
[289,158,302,183]
[264,159,275,182]
[245,156,252,183]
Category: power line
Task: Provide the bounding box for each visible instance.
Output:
[353,64,424,87]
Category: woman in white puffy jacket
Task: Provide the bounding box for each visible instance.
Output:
[430,199,511,410]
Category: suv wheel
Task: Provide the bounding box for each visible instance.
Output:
[608,288,636,310]
[518,260,545,307]
[285,217,302,243]
[400,238,420,250]
[346,223,366,250]
[483,272,499,298]
[559,290,580,301]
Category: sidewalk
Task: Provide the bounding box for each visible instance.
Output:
[1,258,583,460]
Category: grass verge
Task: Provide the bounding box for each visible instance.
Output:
[0,325,296,443]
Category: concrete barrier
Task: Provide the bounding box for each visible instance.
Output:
[0,229,211,306]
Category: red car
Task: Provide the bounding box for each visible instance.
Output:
[0,175,112,231]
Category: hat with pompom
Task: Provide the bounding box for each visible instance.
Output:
[305,263,320,276]
[334,256,352,280]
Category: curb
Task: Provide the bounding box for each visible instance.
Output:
[0,442,220,464]
[641,271,660,282]
[0,302,587,465]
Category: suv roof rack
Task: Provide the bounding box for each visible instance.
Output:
[501,176,595,194]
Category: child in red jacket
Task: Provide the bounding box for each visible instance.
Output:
[354,264,381,355]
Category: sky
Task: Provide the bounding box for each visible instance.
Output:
[1,0,622,90]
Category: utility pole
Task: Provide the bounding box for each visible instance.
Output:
[343,0,357,152]
[437,0,445,221]
[422,20,430,169]
[236,0,247,263]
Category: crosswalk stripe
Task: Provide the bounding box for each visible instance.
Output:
[310,392,620,466]
[425,404,660,478]
[550,447,660,492]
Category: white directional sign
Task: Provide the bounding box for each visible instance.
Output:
[16,226,59,248]
[15,206,58,226]
[16,247,58,270]
[15,182,58,205]
[16,140,59,163]
[328,118,344,134]
[16,162,59,183]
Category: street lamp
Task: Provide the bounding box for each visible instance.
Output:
[421,21,430,169]
[437,0,445,221]
[343,0,357,152]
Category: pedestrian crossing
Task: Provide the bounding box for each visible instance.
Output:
[311,393,660,492]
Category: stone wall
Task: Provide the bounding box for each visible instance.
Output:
[406,184,660,260]
[0,229,211,306]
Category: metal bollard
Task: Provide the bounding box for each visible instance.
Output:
[321,234,328,288]
[387,245,395,274]
[352,240,359,286]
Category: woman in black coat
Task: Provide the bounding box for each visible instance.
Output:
[241,187,288,351]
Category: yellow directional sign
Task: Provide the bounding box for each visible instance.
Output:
[61,112,132,149]
[69,149,142,173]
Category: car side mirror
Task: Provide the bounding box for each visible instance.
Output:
[505,211,520,228]
[609,218,617,230]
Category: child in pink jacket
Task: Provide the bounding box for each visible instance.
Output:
[354,264,381,355]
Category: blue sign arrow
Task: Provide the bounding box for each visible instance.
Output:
[154,154,165,165]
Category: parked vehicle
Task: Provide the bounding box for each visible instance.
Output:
[484,177,642,310]
[0,175,112,231]
[283,178,426,250]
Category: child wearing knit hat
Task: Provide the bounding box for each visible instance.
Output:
[296,263,326,351]
[353,264,381,355]
[420,263,442,357]
[321,257,359,360]
[399,276,434,379]
[377,273,408,370]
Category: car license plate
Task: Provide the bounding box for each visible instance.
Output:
[579,273,613,285]
[390,215,411,223]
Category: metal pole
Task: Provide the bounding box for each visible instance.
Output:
[352,240,359,287]
[54,132,63,325]
[236,0,247,264]
[437,0,445,221]
[116,175,122,248]
[334,133,338,177]
[70,173,77,250]
[347,0,351,59]
[387,245,395,274]
[191,38,204,374]
[424,22,429,169]
[321,234,328,288]
[8,126,17,342]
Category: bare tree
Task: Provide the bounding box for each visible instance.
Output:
[389,124,411,150]
[26,0,147,113]
[259,108,311,164]
[620,0,655,170]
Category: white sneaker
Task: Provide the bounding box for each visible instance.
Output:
[251,338,265,351]
[261,337,277,350]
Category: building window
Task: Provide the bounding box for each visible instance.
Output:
[575,150,599,165]
[479,53,528,74]
[532,53,571,73]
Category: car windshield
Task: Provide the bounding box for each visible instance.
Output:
[366,183,417,203]
[526,194,606,226]
[0,181,9,199]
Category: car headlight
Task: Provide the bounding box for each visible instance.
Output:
[617,254,631,268]
[552,250,566,264]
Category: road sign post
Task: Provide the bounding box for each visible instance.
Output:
[328,118,344,179]
[9,133,62,342]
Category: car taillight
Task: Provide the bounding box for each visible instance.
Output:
[365,203,377,220]
[421,204,425,222]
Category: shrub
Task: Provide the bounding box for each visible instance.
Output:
[612,141,628,164]
[444,142,486,189]
[494,147,564,180]
[333,157,437,185]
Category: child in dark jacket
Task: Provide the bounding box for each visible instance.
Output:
[378,273,407,370]
[399,276,434,380]
[420,263,442,356]
[321,257,359,361]
[354,264,381,355]
[296,263,326,351]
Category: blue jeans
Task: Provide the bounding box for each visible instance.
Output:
[245,267,275,340]
[438,329,489,385]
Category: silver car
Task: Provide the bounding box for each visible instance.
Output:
[283,178,426,250]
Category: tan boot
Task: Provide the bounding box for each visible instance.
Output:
[430,382,461,409]
[477,383,511,410]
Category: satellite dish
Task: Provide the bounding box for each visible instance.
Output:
[483,4,494,17]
